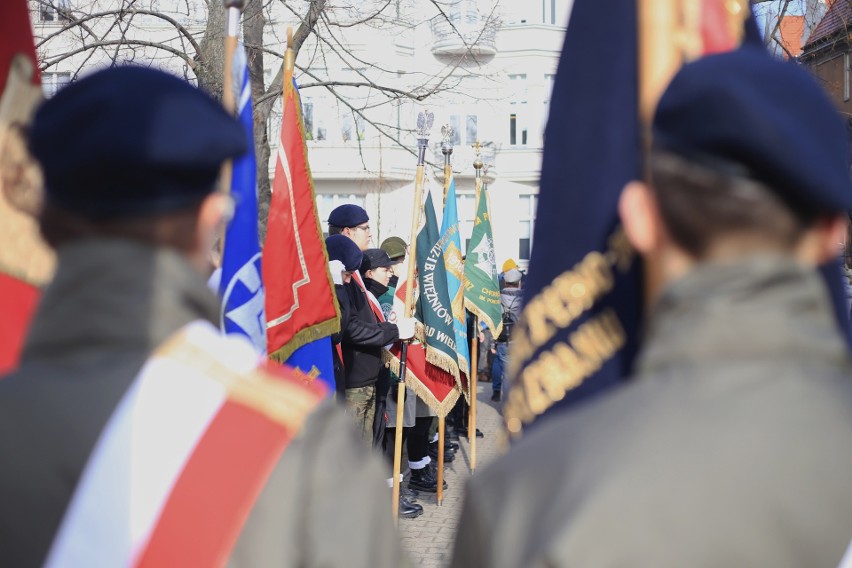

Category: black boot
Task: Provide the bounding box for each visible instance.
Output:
[491,390,501,402]
[430,439,459,451]
[426,462,449,490]
[399,495,423,519]
[401,485,420,502]
[408,467,438,493]
[428,443,456,463]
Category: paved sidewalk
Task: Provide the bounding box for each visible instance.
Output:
[399,380,505,568]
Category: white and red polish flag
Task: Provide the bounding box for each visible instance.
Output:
[44,322,325,568]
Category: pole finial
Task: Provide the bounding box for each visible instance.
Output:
[284,26,295,75]
[441,124,455,155]
[417,110,435,140]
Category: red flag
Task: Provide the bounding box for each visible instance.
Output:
[262,76,339,361]
[383,253,460,418]
[0,1,53,375]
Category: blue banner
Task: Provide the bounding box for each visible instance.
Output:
[286,336,336,393]
[439,175,470,392]
[219,46,267,354]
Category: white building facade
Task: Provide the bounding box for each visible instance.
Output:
[30,0,572,269]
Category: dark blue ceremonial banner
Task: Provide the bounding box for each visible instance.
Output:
[503,2,848,439]
[502,0,642,438]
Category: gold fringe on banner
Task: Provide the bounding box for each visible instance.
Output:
[382,348,461,418]
[268,317,340,364]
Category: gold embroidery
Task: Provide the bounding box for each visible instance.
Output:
[503,223,635,437]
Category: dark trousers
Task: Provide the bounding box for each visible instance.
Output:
[383,427,409,469]
[448,396,468,434]
[408,416,431,463]
[372,369,390,449]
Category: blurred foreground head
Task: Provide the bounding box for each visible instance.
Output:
[621,48,852,282]
[29,66,246,271]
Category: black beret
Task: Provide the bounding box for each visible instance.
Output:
[325,234,363,272]
[328,204,369,228]
[30,66,246,217]
[360,248,399,273]
[654,47,852,213]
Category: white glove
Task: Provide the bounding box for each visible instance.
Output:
[328,260,344,285]
[396,317,416,341]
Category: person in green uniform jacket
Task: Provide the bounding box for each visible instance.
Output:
[452,49,852,568]
[0,66,407,568]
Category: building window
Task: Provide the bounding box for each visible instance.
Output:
[38,0,71,23]
[316,194,367,236]
[518,194,538,260]
[466,115,478,145]
[299,97,326,141]
[42,72,71,98]
[303,102,314,138]
[542,0,557,24]
[845,53,850,102]
[448,114,462,146]
[509,74,528,146]
[457,192,476,255]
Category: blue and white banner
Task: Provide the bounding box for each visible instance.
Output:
[439,175,470,394]
[219,45,267,354]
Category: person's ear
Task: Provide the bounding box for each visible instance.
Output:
[619,180,663,255]
[193,192,232,272]
[810,214,848,265]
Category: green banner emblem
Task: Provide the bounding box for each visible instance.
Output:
[463,182,503,338]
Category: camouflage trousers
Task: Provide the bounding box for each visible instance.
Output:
[344,385,376,448]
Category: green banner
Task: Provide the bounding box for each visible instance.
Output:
[463,182,503,338]
[416,192,461,382]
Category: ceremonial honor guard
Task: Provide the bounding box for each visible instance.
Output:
[452,48,852,568]
[329,204,416,447]
[325,234,363,398]
[0,67,404,568]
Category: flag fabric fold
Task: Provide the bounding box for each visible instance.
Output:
[44,321,324,568]
[383,189,460,417]
[504,0,765,438]
[439,174,470,398]
[462,181,503,340]
[415,191,462,383]
[503,0,641,432]
[262,69,339,393]
[219,44,267,355]
[0,0,52,375]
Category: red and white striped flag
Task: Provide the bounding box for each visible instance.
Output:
[45,322,324,568]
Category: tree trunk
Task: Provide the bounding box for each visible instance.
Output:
[196,0,226,96]
[243,0,270,242]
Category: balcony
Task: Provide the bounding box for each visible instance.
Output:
[430,12,498,59]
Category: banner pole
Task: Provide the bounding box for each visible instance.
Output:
[392,109,433,524]
[470,147,484,474]
[219,0,243,218]
[437,416,445,505]
[468,316,478,474]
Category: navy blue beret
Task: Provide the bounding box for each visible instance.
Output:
[325,234,363,272]
[328,204,369,228]
[30,66,246,217]
[360,248,398,273]
[654,47,852,213]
